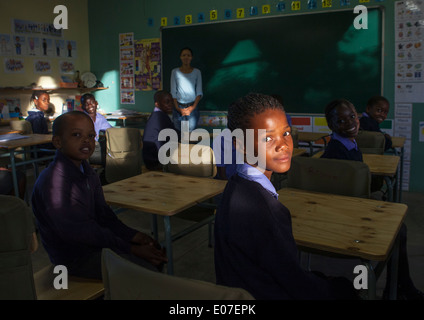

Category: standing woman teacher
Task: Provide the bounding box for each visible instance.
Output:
[170,47,203,133]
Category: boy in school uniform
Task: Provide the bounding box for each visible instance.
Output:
[321,98,423,300]
[214,93,358,300]
[359,95,393,151]
[142,90,175,171]
[31,111,167,280]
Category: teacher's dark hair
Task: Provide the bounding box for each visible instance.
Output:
[180,47,193,56]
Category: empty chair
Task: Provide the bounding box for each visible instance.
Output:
[164,142,217,178]
[101,248,254,300]
[0,195,37,300]
[9,120,33,134]
[287,156,371,199]
[355,130,386,155]
[104,127,143,184]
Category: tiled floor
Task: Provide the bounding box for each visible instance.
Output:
[28,165,424,300]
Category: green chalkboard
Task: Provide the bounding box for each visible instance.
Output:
[161,8,383,114]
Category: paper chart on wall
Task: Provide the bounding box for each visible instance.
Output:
[119,32,135,104]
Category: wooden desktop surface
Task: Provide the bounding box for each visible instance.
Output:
[362,154,400,177]
[0,133,52,150]
[391,136,406,149]
[103,171,227,216]
[279,188,407,261]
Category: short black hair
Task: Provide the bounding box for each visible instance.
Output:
[80,93,95,108]
[325,98,356,132]
[52,111,92,137]
[180,47,193,56]
[366,95,389,109]
[227,93,285,132]
[30,90,49,101]
[154,90,171,103]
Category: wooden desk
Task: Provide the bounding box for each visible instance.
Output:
[106,113,149,127]
[389,136,406,203]
[279,187,408,299]
[0,134,54,197]
[297,131,330,155]
[103,171,227,274]
[0,127,21,135]
[363,154,400,202]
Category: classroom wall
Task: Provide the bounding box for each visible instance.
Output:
[0,0,90,114]
[88,0,424,193]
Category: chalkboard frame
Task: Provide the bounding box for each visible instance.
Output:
[161,6,385,114]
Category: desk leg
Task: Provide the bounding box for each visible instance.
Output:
[388,235,400,300]
[151,214,158,240]
[384,176,393,202]
[163,216,174,275]
[399,147,404,203]
[9,149,19,198]
[362,260,377,300]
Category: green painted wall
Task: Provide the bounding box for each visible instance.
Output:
[88,0,424,192]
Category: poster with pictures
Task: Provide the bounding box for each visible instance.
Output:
[59,60,76,74]
[34,59,52,73]
[134,38,161,91]
[13,19,62,37]
[119,32,135,104]
[64,40,77,58]
[27,36,41,56]
[393,0,424,191]
[13,35,26,56]
[4,58,24,73]
[121,90,135,104]
[0,34,12,56]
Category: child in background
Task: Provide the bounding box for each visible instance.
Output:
[359,95,393,151]
[142,90,176,171]
[27,91,50,134]
[31,111,167,280]
[214,93,358,300]
[80,93,112,141]
[321,98,423,300]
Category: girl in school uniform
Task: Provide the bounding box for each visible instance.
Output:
[214,93,358,300]
[321,98,423,300]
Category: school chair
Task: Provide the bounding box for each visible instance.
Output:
[287,156,371,199]
[104,127,143,184]
[0,195,37,300]
[355,130,386,155]
[101,248,254,300]
[286,157,371,271]
[163,142,218,246]
[163,142,217,178]
[9,120,33,134]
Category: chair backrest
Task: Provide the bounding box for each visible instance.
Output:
[287,156,371,198]
[164,142,217,178]
[10,120,33,134]
[291,126,299,148]
[104,127,143,184]
[101,248,254,300]
[0,195,37,300]
[355,130,385,155]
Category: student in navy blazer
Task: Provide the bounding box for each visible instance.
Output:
[142,90,176,171]
[214,93,358,300]
[359,95,393,151]
[321,98,423,300]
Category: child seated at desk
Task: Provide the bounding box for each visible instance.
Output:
[214,93,358,300]
[31,111,167,280]
[359,95,392,151]
[26,91,54,153]
[321,98,423,300]
[142,90,175,171]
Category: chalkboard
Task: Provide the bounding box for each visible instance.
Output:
[161,8,383,114]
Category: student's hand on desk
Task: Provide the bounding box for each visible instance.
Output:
[130,243,168,266]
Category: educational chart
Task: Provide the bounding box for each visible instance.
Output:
[1,19,77,77]
[394,0,424,190]
[119,32,135,104]
[134,38,161,91]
